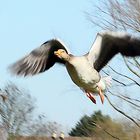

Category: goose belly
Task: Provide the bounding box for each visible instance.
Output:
[66,58,100,91]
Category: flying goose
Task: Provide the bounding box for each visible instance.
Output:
[9,31,140,104]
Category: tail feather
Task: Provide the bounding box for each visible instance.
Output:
[103,76,112,87]
[97,76,112,92]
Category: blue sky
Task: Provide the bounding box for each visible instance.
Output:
[0,0,127,132]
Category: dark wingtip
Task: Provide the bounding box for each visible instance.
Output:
[8,63,23,77]
[8,61,32,77]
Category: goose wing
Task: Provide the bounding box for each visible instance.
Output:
[87,31,140,72]
[9,39,69,76]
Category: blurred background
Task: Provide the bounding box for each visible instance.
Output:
[0,0,140,140]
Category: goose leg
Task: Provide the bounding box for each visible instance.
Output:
[85,90,96,104]
[97,86,104,104]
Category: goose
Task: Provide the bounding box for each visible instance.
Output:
[9,31,140,104]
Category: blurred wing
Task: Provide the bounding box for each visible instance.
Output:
[9,39,69,76]
[87,31,140,72]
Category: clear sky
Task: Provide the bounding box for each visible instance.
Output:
[0,0,126,132]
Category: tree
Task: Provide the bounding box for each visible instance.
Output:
[86,0,140,128]
[69,111,128,140]
[0,125,8,140]
[28,114,62,136]
[0,82,36,137]
[0,82,64,139]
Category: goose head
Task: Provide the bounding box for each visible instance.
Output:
[54,49,70,62]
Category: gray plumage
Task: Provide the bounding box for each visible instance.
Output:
[10,39,68,76]
[87,31,140,72]
[9,31,140,104]
[10,31,140,76]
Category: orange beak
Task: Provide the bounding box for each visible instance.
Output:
[54,50,62,57]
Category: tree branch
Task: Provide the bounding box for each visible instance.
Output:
[123,57,140,78]
[105,94,140,128]
[91,122,120,140]
[102,70,135,86]
[108,65,140,86]
[108,90,140,111]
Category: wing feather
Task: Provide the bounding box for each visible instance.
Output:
[87,31,140,72]
[9,39,68,76]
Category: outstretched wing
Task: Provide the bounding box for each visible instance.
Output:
[87,31,140,72]
[9,39,69,76]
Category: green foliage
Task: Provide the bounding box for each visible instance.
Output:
[69,111,108,136]
[69,111,128,139]
[8,134,16,140]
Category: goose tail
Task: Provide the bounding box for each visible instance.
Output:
[98,76,112,91]
[103,76,112,88]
